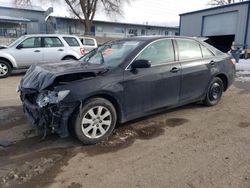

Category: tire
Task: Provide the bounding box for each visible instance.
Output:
[62,56,76,61]
[203,77,224,106]
[0,60,12,78]
[73,98,117,144]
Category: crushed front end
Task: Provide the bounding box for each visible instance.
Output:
[18,62,107,138]
[20,88,78,137]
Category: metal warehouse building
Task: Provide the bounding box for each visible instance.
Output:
[180,1,250,52]
[0,3,52,37]
[46,16,179,38]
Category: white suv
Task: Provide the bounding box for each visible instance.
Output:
[0,34,85,78]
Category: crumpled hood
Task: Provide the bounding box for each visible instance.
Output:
[20,60,108,91]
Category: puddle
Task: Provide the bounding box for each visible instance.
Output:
[79,118,189,156]
[238,122,250,128]
[0,106,27,130]
[68,182,82,188]
[0,117,189,188]
[165,118,189,127]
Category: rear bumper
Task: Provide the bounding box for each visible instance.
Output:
[22,95,78,137]
[227,65,236,88]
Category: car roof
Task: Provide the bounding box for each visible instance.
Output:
[118,35,203,42]
[78,36,96,40]
[21,34,79,38]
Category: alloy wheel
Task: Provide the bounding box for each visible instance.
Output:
[81,106,112,139]
[0,63,8,76]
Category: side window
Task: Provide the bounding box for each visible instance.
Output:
[63,37,80,47]
[85,39,95,46]
[200,45,214,58]
[20,37,41,48]
[44,37,64,47]
[136,39,175,65]
[177,39,202,60]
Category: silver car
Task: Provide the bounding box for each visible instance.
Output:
[0,34,85,78]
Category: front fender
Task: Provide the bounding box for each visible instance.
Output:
[0,52,17,68]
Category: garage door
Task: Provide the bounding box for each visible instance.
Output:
[202,11,238,36]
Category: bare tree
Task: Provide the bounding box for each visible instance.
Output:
[15,0,131,35]
[65,0,130,35]
[208,0,246,6]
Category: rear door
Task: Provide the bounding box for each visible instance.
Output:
[175,38,214,102]
[10,37,43,67]
[123,39,181,117]
[42,36,65,63]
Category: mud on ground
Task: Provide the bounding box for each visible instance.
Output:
[0,73,250,188]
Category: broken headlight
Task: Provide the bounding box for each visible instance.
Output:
[36,90,70,108]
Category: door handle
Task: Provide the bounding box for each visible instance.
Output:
[34,50,40,52]
[209,60,216,65]
[170,67,180,73]
[58,49,64,51]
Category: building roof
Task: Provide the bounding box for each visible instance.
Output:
[180,1,250,16]
[0,16,31,23]
[50,16,179,30]
[0,2,44,12]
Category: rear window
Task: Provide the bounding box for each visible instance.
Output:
[85,39,95,46]
[63,37,80,47]
[177,39,202,60]
[200,45,214,58]
[44,37,63,47]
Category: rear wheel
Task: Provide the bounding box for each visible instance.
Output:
[203,77,224,106]
[0,60,12,78]
[62,56,76,60]
[73,98,117,144]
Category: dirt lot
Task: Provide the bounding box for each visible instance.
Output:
[0,72,250,188]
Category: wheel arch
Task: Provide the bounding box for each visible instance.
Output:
[215,73,228,91]
[0,57,14,69]
[82,93,124,124]
[61,55,77,60]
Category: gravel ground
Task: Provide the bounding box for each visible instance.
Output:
[0,65,250,188]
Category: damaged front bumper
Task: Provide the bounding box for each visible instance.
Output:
[20,89,78,138]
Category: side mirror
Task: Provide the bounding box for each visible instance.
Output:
[16,44,23,49]
[131,59,151,69]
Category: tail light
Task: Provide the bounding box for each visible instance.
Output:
[80,48,85,55]
[229,58,236,65]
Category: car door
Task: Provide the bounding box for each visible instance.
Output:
[122,39,181,118]
[42,37,65,63]
[9,37,43,67]
[175,39,213,102]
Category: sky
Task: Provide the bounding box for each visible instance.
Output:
[0,0,210,26]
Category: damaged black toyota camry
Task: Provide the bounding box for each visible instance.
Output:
[18,36,235,144]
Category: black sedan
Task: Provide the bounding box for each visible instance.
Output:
[19,36,236,144]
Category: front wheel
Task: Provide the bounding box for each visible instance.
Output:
[203,77,224,106]
[0,61,12,78]
[73,98,117,144]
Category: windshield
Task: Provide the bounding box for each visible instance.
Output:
[79,40,142,67]
[8,36,26,48]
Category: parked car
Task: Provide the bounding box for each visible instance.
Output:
[0,34,85,78]
[78,36,98,53]
[18,36,236,144]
